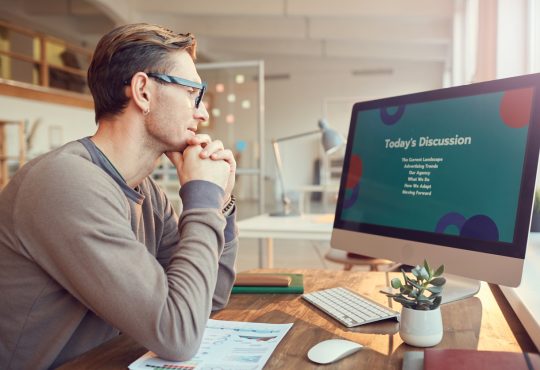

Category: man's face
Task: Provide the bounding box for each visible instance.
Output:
[144,50,209,152]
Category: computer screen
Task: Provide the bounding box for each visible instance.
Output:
[331,73,540,287]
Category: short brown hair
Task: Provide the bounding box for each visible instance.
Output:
[87,23,196,123]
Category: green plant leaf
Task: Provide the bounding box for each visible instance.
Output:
[391,278,402,289]
[432,296,443,309]
[427,286,442,294]
[419,267,429,280]
[401,270,408,284]
[394,296,415,308]
[402,285,413,294]
[430,277,446,286]
[423,259,431,276]
[404,275,422,290]
[411,267,420,278]
[417,294,430,302]
[434,264,445,277]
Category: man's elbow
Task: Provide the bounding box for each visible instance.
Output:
[150,318,206,362]
[212,293,231,311]
[212,302,226,311]
[154,338,201,362]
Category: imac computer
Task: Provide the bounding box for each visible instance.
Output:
[331,73,540,301]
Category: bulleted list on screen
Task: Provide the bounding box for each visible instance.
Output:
[401,157,444,197]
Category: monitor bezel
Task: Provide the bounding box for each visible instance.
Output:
[333,73,540,261]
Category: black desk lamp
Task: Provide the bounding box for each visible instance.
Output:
[271,119,345,216]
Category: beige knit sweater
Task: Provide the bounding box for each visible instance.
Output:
[0,139,238,370]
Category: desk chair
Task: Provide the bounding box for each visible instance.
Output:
[325,248,398,271]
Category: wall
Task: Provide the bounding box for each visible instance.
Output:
[496,0,528,78]
[263,58,445,199]
[0,95,95,159]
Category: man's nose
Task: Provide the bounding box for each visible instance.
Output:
[195,101,209,123]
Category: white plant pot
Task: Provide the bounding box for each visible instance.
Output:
[399,306,443,347]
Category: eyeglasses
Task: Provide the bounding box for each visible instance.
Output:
[147,72,207,109]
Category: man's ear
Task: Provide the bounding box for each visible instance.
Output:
[128,72,152,114]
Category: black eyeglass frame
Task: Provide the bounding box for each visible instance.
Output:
[126,72,207,109]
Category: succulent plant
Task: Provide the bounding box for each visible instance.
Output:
[381,260,446,311]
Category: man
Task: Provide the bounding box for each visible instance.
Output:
[0,23,238,370]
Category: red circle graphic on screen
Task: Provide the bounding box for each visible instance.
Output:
[499,88,533,128]
[346,155,362,189]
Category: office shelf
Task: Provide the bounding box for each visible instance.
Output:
[0,119,26,189]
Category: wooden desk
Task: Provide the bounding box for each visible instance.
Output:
[57,269,537,370]
[237,214,333,267]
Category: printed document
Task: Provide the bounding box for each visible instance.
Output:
[129,319,293,370]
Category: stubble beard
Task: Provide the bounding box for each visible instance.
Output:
[144,109,188,154]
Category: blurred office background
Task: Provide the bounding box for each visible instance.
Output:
[0,0,537,270]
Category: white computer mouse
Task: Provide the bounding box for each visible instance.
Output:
[307,339,363,364]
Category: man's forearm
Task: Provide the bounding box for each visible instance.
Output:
[212,236,238,310]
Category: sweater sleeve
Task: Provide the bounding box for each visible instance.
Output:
[157,181,238,311]
[13,155,224,361]
[212,210,238,310]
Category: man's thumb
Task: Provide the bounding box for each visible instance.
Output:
[165,151,184,168]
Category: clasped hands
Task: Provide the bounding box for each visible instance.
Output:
[166,134,236,208]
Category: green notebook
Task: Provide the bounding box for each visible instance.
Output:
[231,273,304,294]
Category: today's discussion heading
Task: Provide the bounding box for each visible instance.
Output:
[384,135,472,150]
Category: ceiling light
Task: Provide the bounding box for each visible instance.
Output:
[241,100,251,109]
[226,114,235,124]
[216,83,225,93]
[227,94,236,103]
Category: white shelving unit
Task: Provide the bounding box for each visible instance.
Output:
[0,119,26,189]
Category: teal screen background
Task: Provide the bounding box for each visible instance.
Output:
[341,90,530,243]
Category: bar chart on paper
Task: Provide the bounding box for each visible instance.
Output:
[128,320,293,370]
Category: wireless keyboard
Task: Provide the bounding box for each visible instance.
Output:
[302,287,400,327]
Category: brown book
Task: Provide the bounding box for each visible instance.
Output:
[424,349,540,370]
[234,273,292,287]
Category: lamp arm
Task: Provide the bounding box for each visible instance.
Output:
[273,129,321,143]
[272,140,290,205]
[271,128,326,214]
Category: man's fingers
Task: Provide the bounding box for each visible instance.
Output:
[209,149,233,160]
[187,134,212,146]
[180,148,231,190]
[165,151,184,168]
[210,149,236,168]
[200,140,224,158]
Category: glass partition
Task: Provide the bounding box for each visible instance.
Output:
[152,60,266,217]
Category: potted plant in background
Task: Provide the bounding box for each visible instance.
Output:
[381,260,446,347]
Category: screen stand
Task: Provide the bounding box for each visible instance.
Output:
[441,273,481,304]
